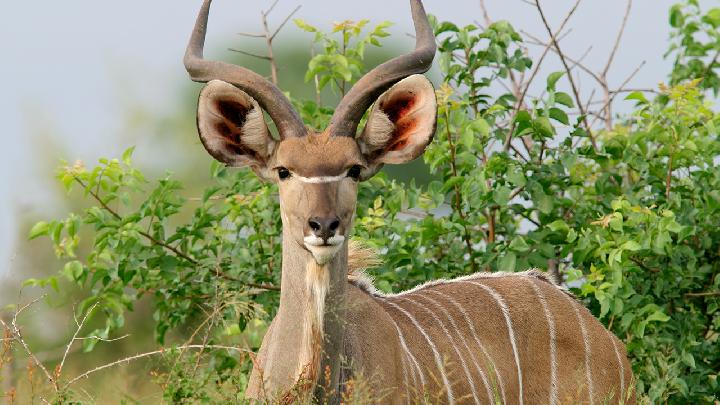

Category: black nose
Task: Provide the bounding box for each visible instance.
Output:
[308,217,340,241]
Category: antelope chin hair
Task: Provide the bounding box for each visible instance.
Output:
[304,235,345,265]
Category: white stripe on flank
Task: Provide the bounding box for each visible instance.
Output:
[462,281,524,405]
[561,293,594,405]
[397,296,481,404]
[384,299,455,404]
[411,294,490,403]
[388,315,425,391]
[608,332,625,399]
[426,289,507,404]
[294,173,347,183]
[392,320,412,404]
[527,278,558,405]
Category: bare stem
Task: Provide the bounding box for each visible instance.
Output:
[504,0,581,152]
[0,296,57,391]
[65,345,252,388]
[56,303,99,382]
[535,0,597,151]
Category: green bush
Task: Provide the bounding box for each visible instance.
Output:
[5,0,720,403]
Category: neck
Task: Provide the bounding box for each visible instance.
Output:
[275,229,348,400]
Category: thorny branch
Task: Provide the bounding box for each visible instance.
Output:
[66,345,251,388]
[0,296,57,391]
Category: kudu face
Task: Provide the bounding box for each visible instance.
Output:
[185,0,437,265]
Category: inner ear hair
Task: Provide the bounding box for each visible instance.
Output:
[197,80,274,167]
[241,106,272,155]
[361,110,394,153]
[358,74,437,165]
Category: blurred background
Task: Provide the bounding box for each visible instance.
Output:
[1,0,672,402]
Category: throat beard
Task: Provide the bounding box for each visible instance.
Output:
[293,260,330,395]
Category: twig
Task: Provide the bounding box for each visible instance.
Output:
[237,32,265,38]
[264,0,280,17]
[629,256,660,273]
[665,154,673,200]
[504,0,581,152]
[535,0,597,151]
[57,303,98,381]
[445,108,479,271]
[603,0,633,78]
[228,49,271,60]
[229,1,300,85]
[589,60,646,128]
[271,5,301,41]
[0,296,57,390]
[609,88,657,94]
[684,291,720,298]
[522,32,603,85]
[700,48,720,82]
[478,0,492,26]
[65,345,252,387]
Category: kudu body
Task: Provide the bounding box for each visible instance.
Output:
[184,0,634,403]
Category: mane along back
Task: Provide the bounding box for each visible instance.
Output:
[346,238,570,297]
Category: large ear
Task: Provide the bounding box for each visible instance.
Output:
[197,80,275,169]
[357,74,437,169]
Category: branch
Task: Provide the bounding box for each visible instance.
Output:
[701,48,720,82]
[603,0,632,78]
[271,5,301,41]
[478,0,492,26]
[535,0,597,151]
[503,0,581,152]
[65,345,252,387]
[57,303,99,381]
[684,291,720,298]
[522,32,603,85]
[629,256,659,273]
[0,296,57,390]
[228,49,271,60]
[589,60,646,128]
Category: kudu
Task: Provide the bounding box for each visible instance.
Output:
[184,0,634,403]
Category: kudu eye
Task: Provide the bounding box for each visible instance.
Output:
[277,167,291,180]
[347,165,362,181]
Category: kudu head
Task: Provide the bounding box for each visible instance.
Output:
[184,0,436,265]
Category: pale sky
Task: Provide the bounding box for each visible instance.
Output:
[0,0,671,276]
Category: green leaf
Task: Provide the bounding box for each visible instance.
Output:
[533,117,555,138]
[509,236,530,252]
[669,5,684,28]
[703,8,720,28]
[493,186,512,205]
[294,19,317,32]
[548,107,569,125]
[507,167,526,187]
[62,260,84,282]
[546,71,564,90]
[555,92,574,108]
[547,220,569,233]
[498,252,517,272]
[646,309,670,323]
[28,221,50,240]
[621,240,641,251]
[625,91,649,104]
[121,146,135,165]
